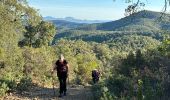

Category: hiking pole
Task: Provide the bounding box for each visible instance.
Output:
[51,72,56,96]
[67,75,70,85]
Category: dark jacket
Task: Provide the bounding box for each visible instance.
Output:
[55,60,68,78]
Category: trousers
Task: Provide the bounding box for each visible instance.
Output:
[58,77,67,94]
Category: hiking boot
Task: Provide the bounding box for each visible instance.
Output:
[63,92,66,96]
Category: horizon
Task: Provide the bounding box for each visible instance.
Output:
[43,16,113,21]
[43,10,167,21]
[28,0,168,20]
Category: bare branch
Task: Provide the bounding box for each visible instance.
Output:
[163,0,167,12]
[125,0,145,16]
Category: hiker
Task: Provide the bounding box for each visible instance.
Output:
[92,69,100,84]
[52,54,69,97]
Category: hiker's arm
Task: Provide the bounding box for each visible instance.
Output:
[51,62,57,74]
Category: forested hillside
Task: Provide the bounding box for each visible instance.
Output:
[77,10,170,32]
[48,20,86,32]
[45,10,170,99]
[0,0,170,100]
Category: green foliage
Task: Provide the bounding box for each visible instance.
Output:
[75,54,99,84]
[36,21,56,45]
[92,75,133,100]
[50,20,86,32]
[118,50,145,76]
[21,46,56,85]
[136,49,145,68]
[0,0,56,96]
[137,79,143,100]
[0,0,170,99]
[17,77,32,92]
[0,80,17,97]
[92,47,170,99]
[0,82,9,97]
[73,10,170,32]
[19,21,56,47]
[158,35,170,57]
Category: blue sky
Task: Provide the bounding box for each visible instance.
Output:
[28,0,166,20]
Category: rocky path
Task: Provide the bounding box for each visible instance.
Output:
[3,85,93,100]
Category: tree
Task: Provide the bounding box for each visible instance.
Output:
[114,0,170,16]
[125,0,145,16]
[0,0,47,96]
[136,49,145,69]
[35,21,56,46]
[126,51,135,66]
[158,35,170,57]
[23,25,37,47]
[19,21,56,47]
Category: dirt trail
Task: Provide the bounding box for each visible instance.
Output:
[3,85,93,100]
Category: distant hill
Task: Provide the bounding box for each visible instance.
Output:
[48,20,86,31]
[43,16,58,20]
[45,17,111,31]
[43,16,111,24]
[78,10,170,32]
[52,10,169,51]
[52,10,170,45]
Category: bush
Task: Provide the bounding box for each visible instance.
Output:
[0,79,17,93]
[92,81,105,99]
[92,75,133,100]
[17,77,32,92]
[7,81,17,92]
[92,82,118,100]
[0,82,9,97]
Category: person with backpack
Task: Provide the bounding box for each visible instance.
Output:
[52,54,69,97]
[92,69,100,84]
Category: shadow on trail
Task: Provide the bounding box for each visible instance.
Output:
[9,84,93,100]
[14,85,59,99]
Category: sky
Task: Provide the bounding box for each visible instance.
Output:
[28,0,167,20]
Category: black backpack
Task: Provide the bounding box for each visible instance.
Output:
[92,70,99,78]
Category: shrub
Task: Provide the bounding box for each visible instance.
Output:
[0,82,9,97]
[92,75,133,100]
[17,77,32,92]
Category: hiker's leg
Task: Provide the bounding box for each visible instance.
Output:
[59,77,63,94]
[93,78,96,83]
[63,77,67,93]
[96,77,99,82]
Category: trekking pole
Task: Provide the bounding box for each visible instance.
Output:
[51,72,56,96]
[67,75,70,85]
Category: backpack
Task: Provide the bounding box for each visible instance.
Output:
[92,70,99,78]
